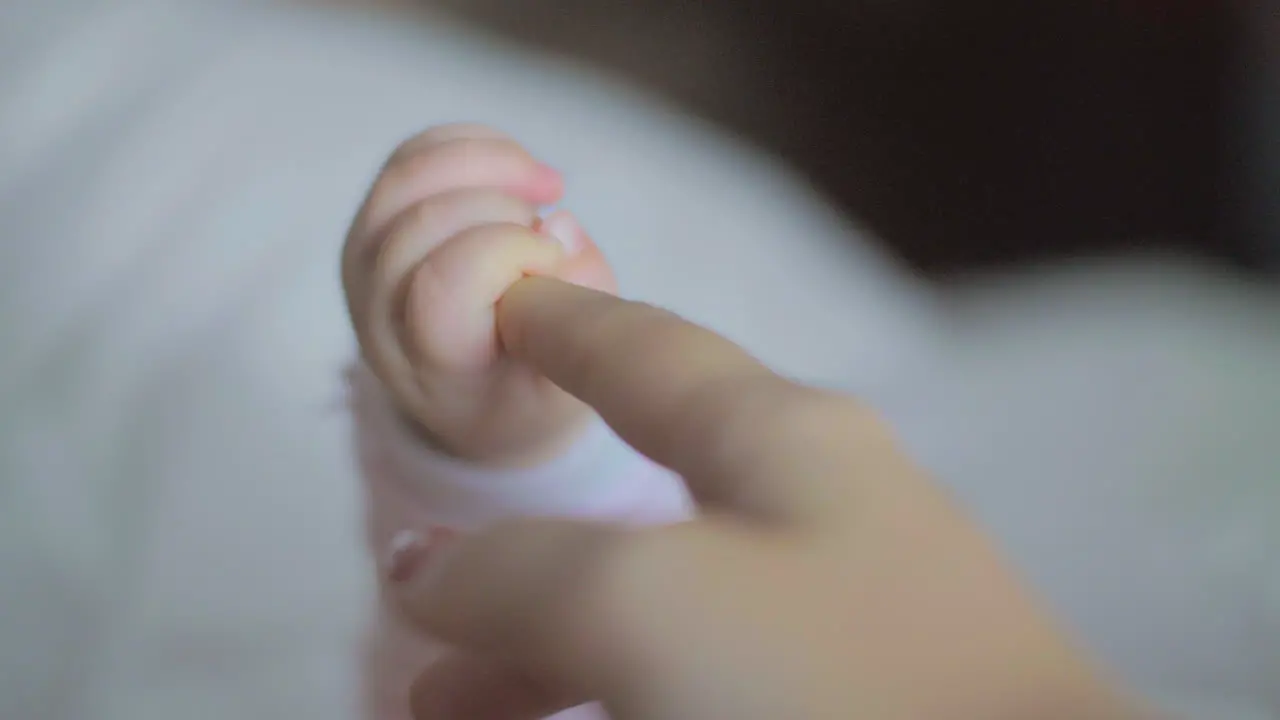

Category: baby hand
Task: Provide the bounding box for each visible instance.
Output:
[343,124,616,466]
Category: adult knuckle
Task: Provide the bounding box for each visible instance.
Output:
[764,386,888,451]
[684,380,858,467]
[761,389,903,488]
[675,369,785,441]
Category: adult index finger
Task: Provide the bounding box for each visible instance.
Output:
[497,277,891,525]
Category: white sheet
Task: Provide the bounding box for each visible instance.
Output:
[1,2,1276,718]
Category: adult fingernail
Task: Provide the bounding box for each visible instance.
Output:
[385,527,456,584]
[385,529,428,583]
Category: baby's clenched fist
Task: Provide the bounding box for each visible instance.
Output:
[343,124,616,466]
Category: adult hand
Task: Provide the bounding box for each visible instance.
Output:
[393,276,1139,720]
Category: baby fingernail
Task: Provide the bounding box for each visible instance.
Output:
[528,163,563,198]
[543,212,580,253]
[535,163,562,184]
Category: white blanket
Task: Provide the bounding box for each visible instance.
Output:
[1,2,1277,718]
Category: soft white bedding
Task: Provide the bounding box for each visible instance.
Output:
[0,2,1276,719]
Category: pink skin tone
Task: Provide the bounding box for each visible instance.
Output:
[386,526,455,584]
[343,123,617,468]
[343,124,625,720]
[344,124,1148,720]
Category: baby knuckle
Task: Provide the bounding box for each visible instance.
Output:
[382,138,528,195]
[369,222,419,291]
[385,126,471,168]
[373,196,433,254]
[444,223,541,264]
[378,140,462,191]
[396,123,509,158]
[375,146,438,193]
[385,136,425,167]
[399,261,454,363]
[448,191,539,229]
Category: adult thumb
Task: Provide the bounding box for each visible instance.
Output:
[410,651,591,720]
[390,517,640,698]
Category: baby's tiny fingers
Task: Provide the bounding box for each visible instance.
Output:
[358,138,561,243]
[403,223,566,370]
[388,123,510,163]
[371,189,539,294]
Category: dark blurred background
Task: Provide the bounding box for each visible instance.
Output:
[423,0,1271,279]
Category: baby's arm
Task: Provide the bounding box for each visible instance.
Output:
[342,124,690,720]
[349,360,690,551]
[349,361,689,720]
